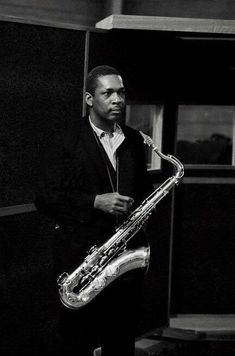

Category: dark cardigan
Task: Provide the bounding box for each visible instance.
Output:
[35,116,153,271]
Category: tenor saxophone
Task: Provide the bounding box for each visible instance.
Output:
[57,131,184,309]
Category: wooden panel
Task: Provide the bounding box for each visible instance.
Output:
[96,14,235,34]
[0,0,105,28]
[0,204,36,217]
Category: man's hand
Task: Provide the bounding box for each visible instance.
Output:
[94,192,134,215]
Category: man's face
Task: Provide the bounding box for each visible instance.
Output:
[87,74,126,127]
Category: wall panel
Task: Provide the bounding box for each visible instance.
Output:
[0,21,86,207]
[171,183,235,314]
[123,0,235,20]
[0,20,86,353]
[0,212,58,354]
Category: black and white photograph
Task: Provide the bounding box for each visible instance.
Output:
[1,1,235,355]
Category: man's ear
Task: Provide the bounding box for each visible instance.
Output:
[85,92,93,108]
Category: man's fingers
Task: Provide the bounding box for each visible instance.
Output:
[113,198,134,213]
[118,195,134,203]
[116,195,134,207]
[94,193,134,215]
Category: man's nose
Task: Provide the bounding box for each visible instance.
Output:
[111,92,122,102]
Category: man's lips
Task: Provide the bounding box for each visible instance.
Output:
[110,108,122,113]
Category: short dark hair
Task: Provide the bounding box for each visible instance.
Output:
[85,65,121,95]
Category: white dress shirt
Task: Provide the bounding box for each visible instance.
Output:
[89,117,125,170]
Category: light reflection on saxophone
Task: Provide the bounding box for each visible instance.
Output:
[57,131,184,309]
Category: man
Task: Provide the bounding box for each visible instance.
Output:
[35,65,153,356]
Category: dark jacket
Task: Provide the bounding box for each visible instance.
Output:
[35,116,153,272]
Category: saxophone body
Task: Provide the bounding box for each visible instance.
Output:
[57,131,184,309]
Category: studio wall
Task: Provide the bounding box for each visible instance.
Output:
[0,21,86,354]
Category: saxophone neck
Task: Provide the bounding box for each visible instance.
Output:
[166,154,184,181]
[139,131,184,180]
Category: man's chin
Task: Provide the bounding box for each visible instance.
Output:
[109,112,122,120]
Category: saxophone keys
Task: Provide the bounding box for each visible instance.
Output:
[80,274,90,286]
[57,272,69,286]
[99,255,109,265]
[87,245,98,255]
[90,265,99,276]
[107,248,115,257]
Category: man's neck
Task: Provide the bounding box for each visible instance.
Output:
[89,115,115,133]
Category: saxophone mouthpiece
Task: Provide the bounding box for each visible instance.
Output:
[139,131,154,147]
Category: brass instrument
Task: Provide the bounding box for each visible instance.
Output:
[57,131,184,309]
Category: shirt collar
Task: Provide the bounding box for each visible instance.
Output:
[89,116,123,139]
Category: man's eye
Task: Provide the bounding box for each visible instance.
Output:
[103,90,125,98]
[104,91,112,97]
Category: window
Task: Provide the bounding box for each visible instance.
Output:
[125,104,163,170]
[176,105,235,166]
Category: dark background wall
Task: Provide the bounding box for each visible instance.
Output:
[0,21,85,206]
[0,21,86,354]
[122,0,235,19]
[172,183,235,314]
